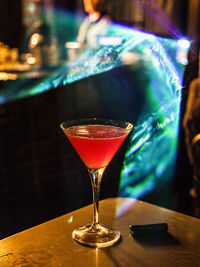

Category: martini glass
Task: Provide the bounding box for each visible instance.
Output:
[60,118,133,247]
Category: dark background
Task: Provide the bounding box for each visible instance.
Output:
[0,0,197,239]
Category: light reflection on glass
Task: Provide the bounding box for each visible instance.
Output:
[29,33,42,48]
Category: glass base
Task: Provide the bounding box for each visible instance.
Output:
[72,224,120,248]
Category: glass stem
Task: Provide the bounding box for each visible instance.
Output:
[88,167,106,230]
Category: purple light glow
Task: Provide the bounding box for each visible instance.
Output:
[132,0,182,39]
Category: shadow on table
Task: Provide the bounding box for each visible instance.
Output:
[132,232,180,247]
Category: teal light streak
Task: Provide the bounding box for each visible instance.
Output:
[119,33,187,206]
[121,118,178,200]
[0,9,187,104]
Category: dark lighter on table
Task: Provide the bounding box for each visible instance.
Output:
[130,223,168,236]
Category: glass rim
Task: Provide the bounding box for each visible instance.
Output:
[60,118,133,131]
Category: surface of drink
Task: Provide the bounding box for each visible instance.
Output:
[63,124,129,169]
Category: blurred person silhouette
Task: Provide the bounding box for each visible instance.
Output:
[66,0,111,60]
[179,39,200,217]
[77,0,111,49]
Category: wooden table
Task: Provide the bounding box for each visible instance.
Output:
[0,198,200,266]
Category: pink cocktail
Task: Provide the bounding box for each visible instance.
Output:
[61,118,133,248]
[63,125,128,169]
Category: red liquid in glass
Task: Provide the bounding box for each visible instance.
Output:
[64,125,129,169]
